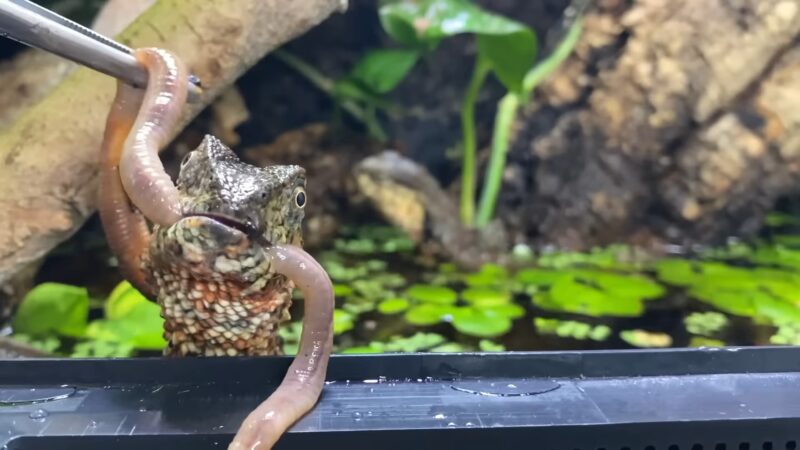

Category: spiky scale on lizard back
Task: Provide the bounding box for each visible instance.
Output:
[143,135,307,357]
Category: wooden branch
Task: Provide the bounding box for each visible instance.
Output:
[0,0,346,283]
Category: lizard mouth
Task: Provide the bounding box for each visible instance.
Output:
[184,212,274,247]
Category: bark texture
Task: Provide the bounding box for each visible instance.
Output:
[0,0,346,290]
[505,0,800,250]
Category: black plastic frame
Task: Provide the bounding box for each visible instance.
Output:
[1,347,799,449]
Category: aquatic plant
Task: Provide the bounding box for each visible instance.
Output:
[380,0,578,228]
[684,312,728,337]
[11,281,165,357]
[518,268,664,317]
[534,318,611,341]
[619,329,672,348]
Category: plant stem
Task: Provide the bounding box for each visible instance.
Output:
[475,93,519,227]
[273,49,387,141]
[474,18,584,228]
[460,58,491,227]
[522,17,584,98]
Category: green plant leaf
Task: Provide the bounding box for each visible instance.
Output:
[405,304,451,325]
[333,284,354,297]
[620,329,672,348]
[477,31,535,93]
[12,283,89,338]
[461,288,510,306]
[71,341,134,358]
[405,284,457,304]
[341,343,386,354]
[347,49,420,94]
[384,332,446,352]
[478,339,506,352]
[379,0,536,92]
[334,309,355,335]
[514,269,568,287]
[483,303,525,319]
[535,276,644,317]
[451,307,512,337]
[378,297,410,314]
[430,342,470,352]
[105,281,147,320]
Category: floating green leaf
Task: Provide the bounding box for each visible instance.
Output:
[406,284,457,304]
[333,284,354,297]
[620,329,672,348]
[534,318,611,342]
[451,307,512,338]
[378,297,410,314]
[535,276,642,317]
[430,342,470,352]
[478,339,506,352]
[10,334,61,354]
[461,288,510,306]
[71,341,134,358]
[464,263,509,287]
[405,304,451,325]
[12,283,89,338]
[684,312,729,337]
[514,269,568,287]
[334,309,355,335]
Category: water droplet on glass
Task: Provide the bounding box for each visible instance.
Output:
[333,410,342,416]
[465,422,475,427]
[28,409,47,421]
[377,376,387,383]
[369,388,374,393]
[446,422,456,427]
[433,413,446,420]
[88,420,97,428]
[351,412,362,421]
[138,406,147,413]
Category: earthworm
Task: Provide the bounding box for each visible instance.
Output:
[228,244,334,450]
[118,47,188,227]
[99,47,188,296]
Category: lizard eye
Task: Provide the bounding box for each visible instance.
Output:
[180,152,192,168]
[294,188,306,208]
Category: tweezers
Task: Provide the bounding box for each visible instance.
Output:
[0,0,202,99]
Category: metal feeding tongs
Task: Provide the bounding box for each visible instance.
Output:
[0,0,202,99]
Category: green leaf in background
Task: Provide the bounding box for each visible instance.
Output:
[477,31,535,93]
[533,318,611,342]
[334,309,355,335]
[10,334,61,353]
[534,276,644,317]
[379,0,536,92]
[378,297,410,314]
[405,303,451,325]
[684,312,729,337]
[451,307,512,337]
[478,339,506,352]
[347,49,420,94]
[620,329,672,348]
[71,341,134,358]
[461,288,510,306]
[85,281,165,350]
[463,263,513,289]
[514,269,568,287]
[405,284,457,304]
[12,283,89,338]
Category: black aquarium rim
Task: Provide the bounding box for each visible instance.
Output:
[0,345,797,385]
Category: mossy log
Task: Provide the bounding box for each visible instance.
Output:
[501,0,800,250]
[0,0,346,305]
